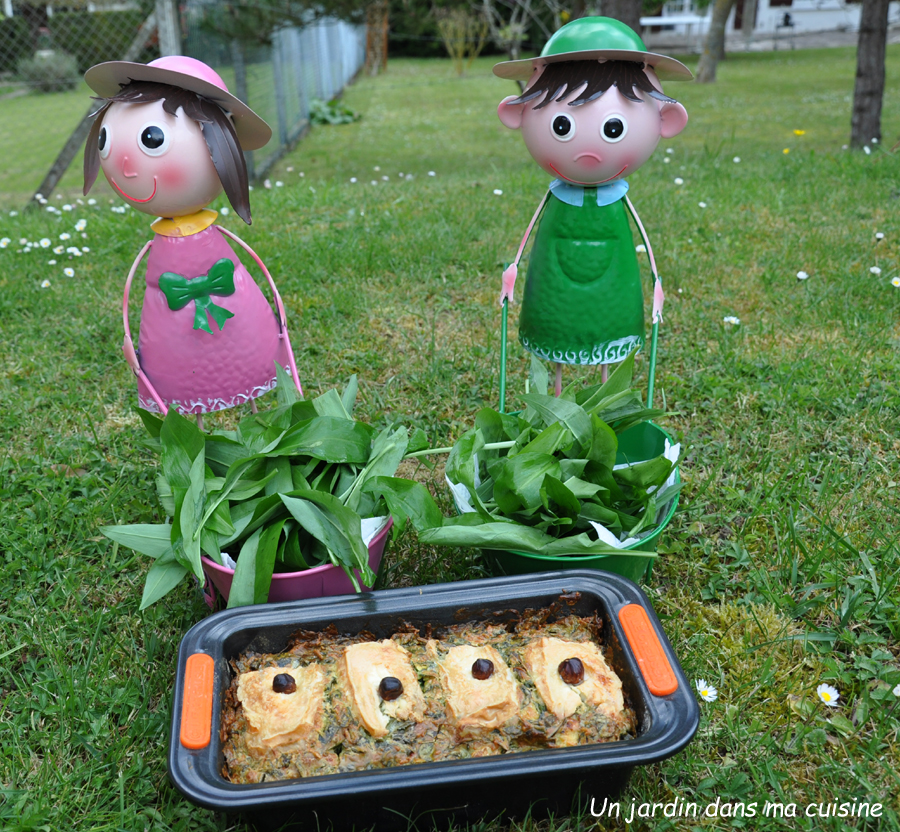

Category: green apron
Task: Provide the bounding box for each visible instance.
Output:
[518,191,644,365]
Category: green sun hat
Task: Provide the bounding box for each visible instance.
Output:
[493,16,693,83]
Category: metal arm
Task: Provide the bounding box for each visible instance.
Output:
[122,239,170,415]
[216,225,303,397]
[624,195,662,409]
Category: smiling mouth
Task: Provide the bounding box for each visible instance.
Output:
[109,176,158,203]
[549,163,628,186]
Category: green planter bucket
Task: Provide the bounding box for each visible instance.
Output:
[480,298,679,583]
[479,420,679,583]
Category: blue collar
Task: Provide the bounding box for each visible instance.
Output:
[549,178,629,207]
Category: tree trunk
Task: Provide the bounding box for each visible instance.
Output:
[696,0,735,83]
[601,0,642,35]
[850,0,889,147]
[741,0,757,42]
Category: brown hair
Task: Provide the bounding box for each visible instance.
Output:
[83,81,252,224]
[511,59,676,109]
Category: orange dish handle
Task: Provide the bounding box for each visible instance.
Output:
[618,604,678,697]
[180,653,215,750]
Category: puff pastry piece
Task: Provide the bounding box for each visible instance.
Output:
[342,640,426,737]
[524,637,625,721]
[431,642,521,730]
[236,664,325,752]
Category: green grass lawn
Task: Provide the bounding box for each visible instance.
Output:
[1,46,899,831]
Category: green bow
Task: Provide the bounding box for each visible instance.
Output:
[159,258,236,334]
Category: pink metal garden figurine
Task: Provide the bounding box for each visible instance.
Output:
[83,56,302,417]
[494,17,691,396]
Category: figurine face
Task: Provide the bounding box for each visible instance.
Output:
[498,64,688,186]
[98,99,222,218]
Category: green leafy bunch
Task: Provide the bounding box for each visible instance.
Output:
[102,369,425,610]
[373,354,680,559]
[309,98,362,126]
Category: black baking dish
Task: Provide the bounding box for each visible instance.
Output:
[169,570,699,830]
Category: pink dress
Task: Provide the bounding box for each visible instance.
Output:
[137,224,292,414]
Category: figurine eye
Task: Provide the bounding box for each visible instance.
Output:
[138,123,170,157]
[550,113,576,142]
[601,115,628,143]
[98,125,111,159]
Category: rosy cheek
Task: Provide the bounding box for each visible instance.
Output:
[158,163,190,190]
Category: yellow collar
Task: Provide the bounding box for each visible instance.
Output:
[151,209,219,238]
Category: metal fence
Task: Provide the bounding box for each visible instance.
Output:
[182,7,367,177]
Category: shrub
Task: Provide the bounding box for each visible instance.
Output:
[17,50,80,92]
[0,17,32,73]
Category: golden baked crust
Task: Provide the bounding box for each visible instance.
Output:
[236,664,325,752]
[429,642,521,731]
[340,640,426,737]
[523,637,625,722]
[221,611,637,784]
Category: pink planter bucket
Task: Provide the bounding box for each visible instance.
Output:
[200,519,392,608]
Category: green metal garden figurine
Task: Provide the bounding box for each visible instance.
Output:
[494,17,691,395]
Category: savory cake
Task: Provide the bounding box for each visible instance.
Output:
[221,609,636,783]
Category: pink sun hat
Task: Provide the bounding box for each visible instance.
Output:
[84,55,272,151]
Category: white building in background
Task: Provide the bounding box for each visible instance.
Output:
[642,0,900,44]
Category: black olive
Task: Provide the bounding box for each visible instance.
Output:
[272,673,297,693]
[378,676,403,701]
[558,657,585,686]
[471,658,494,680]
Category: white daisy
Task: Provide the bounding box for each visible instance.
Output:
[891,277,900,288]
[698,202,707,208]
[733,156,741,163]
[493,189,503,196]
[275,181,283,187]
[382,175,389,181]
[674,177,684,185]
[817,683,839,707]
[62,204,73,211]
[696,679,718,702]
[870,266,882,275]
[428,171,436,177]
[797,271,809,280]
[373,166,380,171]
[350,177,358,183]
[48,259,56,265]
[75,219,87,231]
[41,279,51,288]
[0,238,9,248]
[723,315,741,326]
[635,244,646,253]
[54,246,64,254]
[893,683,900,697]
[220,207,230,215]
[64,267,75,277]
[87,198,97,205]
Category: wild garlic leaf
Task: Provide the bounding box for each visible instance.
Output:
[139,548,188,610]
